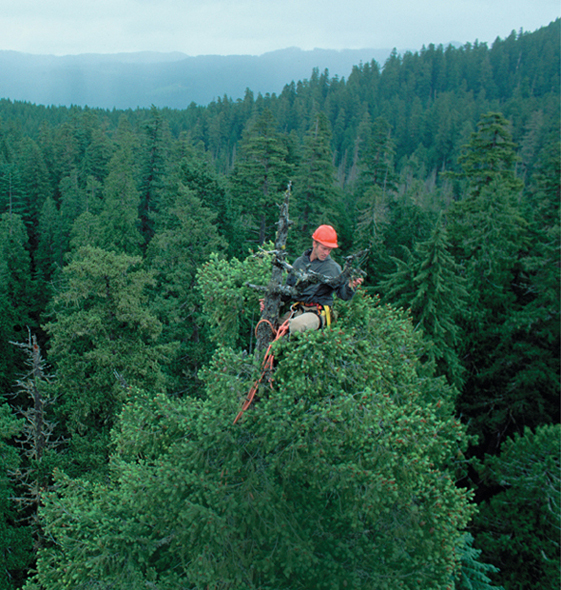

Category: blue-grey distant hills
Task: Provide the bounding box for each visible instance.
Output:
[0,47,400,110]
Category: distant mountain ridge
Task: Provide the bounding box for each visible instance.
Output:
[0,47,401,110]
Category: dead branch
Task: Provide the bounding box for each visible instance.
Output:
[255,182,293,353]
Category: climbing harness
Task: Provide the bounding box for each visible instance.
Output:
[233,311,294,424]
[292,301,332,327]
[233,301,332,424]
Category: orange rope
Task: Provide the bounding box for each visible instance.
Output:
[233,314,292,424]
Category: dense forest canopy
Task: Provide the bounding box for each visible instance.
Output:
[0,20,559,590]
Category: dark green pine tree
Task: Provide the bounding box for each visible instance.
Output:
[175,144,234,253]
[138,106,174,248]
[290,112,342,251]
[0,401,33,589]
[44,246,176,477]
[58,169,90,255]
[381,213,468,388]
[81,125,114,189]
[357,116,398,195]
[354,116,399,281]
[0,212,34,392]
[452,112,522,197]
[410,214,468,388]
[15,137,53,250]
[0,122,21,218]
[145,182,222,396]
[229,108,293,248]
[98,129,143,255]
[447,112,540,450]
[473,425,560,590]
[34,196,63,312]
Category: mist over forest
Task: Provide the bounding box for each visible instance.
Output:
[0,47,399,109]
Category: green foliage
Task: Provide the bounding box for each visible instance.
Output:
[381,213,468,387]
[473,425,561,590]
[445,111,559,448]
[196,247,273,350]
[229,108,294,246]
[97,125,143,255]
[44,246,176,476]
[290,112,342,251]
[0,23,556,587]
[0,212,33,391]
[138,105,174,246]
[0,401,33,589]
[175,146,234,251]
[452,112,523,197]
[145,183,222,395]
[30,293,474,589]
[455,533,504,590]
[15,137,52,248]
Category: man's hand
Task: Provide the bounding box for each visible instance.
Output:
[259,298,265,312]
[349,277,364,290]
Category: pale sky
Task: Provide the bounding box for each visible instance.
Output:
[1,0,559,56]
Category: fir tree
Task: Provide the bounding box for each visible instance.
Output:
[291,112,342,251]
[229,108,293,247]
[98,124,143,255]
[44,246,176,477]
[0,212,34,391]
[381,213,468,387]
[473,425,560,590]
[29,293,475,590]
[145,183,222,396]
[0,400,33,589]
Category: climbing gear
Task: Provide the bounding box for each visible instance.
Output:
[312,225,338,248]
[233,311,294,424]
[291,302,332,327]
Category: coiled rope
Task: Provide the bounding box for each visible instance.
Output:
[233,313,293,424]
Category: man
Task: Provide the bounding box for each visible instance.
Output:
[284,224,363,334]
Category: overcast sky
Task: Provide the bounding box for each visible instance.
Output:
[1,0,559,57]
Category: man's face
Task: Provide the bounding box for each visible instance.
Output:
[311,240,333,261]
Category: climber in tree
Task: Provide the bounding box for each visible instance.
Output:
[283,225,363,334]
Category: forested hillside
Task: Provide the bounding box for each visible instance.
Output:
[0,47,396,110]
[0,21,559,589]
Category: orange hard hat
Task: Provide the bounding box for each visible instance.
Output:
[312,225,338,248]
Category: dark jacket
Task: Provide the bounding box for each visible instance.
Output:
[286,248,355,307]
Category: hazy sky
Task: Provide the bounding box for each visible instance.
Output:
[1,0,559,56]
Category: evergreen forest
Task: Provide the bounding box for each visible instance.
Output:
[0,20,559,590]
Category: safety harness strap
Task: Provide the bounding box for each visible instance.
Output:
[292,302,331,327]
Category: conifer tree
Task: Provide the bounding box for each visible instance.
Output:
[81,125,114,187]
[354,116,399,281]
[0,212,34,391]
[446,112,543,449]
[474,425,560,590]
[97,124,143,255]
[175,145,236,253]
[456,533,504,590]
[229,108,293,247]
[58,169,89,250]
[0,124,21,218]
[291,112,342,251]
[35,197,63,307]
[145,183,222,395]
[29,293,475,590]
[44,246,176,476]
[138,105,173,247]
[16,137,52,250]
[9,333,62,538]
[0,401,32,589]
[381,213,468,387]
[453,112,522,197]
